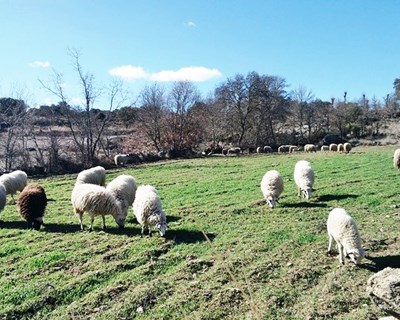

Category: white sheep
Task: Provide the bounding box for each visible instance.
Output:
[114,154,129,166]
[256,147,262,153]
[337,143,344,152]
[0,184,6,213]
[393,148,400,170]
[327,208,365,265]
[329,143,338,152]
[294,160,314,200]
[75,166,106,186]
[0,170,28,203]
[71,183,125,231]
[320,145,329,151]
[304,144,317,152]
[260,170,284,208]
[133,185,168,237]
[263,146,273,153]
[278,145,290,153]
[106,174,137,219]
[343,143,352,153]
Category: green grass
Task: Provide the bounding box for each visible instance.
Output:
[0,146,399,319]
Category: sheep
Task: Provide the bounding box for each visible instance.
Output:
[294,160,314,200]
[133,185,168,237]
[329,143,338,152]
[0,170,28,203]
[393,148,400,170]
[327,208,365,265]
[17,184,48,230]
[106,174,137,219]
[71,183,125,231]
[278,145,290,153]
[256,147,262,153]
[114,154,129,166]
[0,184,6,214]
[343,142,352,153]
[263,146,273,153]
[304,144,317,153]
[75,166,106,186]
[320,145,329,151]
[337,143,344,152]
[289,145,298,153]
[227,147,241,155]
[260,170,284,208]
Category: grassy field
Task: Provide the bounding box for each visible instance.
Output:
[0,146,399,319]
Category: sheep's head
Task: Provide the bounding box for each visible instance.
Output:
[156,222,168,237]
[266,196,277,208]
[32,217,43,230]
[347,248,365,265]
[113,212,126,228]
[302,188,312,200]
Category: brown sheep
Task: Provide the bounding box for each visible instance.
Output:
[17,184,48,230]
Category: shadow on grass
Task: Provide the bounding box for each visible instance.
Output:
[316,194,359,202]
[166,229,216,244]
[281,202,328,208]
[362,255,400,272]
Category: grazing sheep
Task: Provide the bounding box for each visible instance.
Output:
[278,145,290,153]
[0,184,6,213]
[327,208,365,265]
[75,166,106,186]
[329,143,338,152]
[227,147,241,155]
[294,160,314,200]
[343,142,352,153]
[222,148,229,156]
[114,154,129,166]
[321,145,329,151]
[393,149,400,170]
[337,143,344,152]
[133,185,168,237]
[304,144,317,153]
[106,174,137,218]
[260,170,284,208]
[71,183,125,231]
[289,145,298,153]
[0,170,28,203]
[263,146,273,153]
[256,147,262,153]
[17,184,48,230]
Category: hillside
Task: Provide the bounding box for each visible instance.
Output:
[0,146,399,319]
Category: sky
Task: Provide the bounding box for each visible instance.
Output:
[0,0,399,108]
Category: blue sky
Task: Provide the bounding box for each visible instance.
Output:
[0,0,399,108]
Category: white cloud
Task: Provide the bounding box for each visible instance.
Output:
[29,60,51,68]
[184,21,196,27]
[150,67,222,82]
[108,65,148,80]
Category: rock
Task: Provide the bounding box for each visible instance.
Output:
[366,267,400,318]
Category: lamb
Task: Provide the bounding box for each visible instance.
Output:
[260,170,284,208]
[321,145,329,151]
[0,184,6,214]
[304,144,317,153]
[0,170,28,203]
[17,184,48,230]
[337,143,344,152]
[114,154,129,166]
[75,166,106,186]
[294,160,314,200]
[329,143,338,152]
[71,183,125,231]
[133,185,168,237]
[343,142,352,153]
[393,148,400,170]
[327,208,365,265]
[106,174,137,219]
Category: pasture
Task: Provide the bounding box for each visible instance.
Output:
[0,146,399,319]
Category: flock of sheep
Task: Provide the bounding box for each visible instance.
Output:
[258,142,353,154]
[0,166,168,236]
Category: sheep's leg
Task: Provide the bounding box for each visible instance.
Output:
[76,212,84,231]
[102,215,106,230]
[89,217,94,231]
[26,221,32,229]
[327,235,333,253]
[338,242,345,265]
[297,187,301,197]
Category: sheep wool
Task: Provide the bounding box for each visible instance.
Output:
[260,170,284,208]
[106,174,137,218]
[394,148,400,170]
[17,184,48,230]
[0,170,28,199]
[294,160,314,200]
[75,166,106,186]
[327,208,365,265]
[71,183,125,231]
[0,184,6,213]
[133,185,168,237]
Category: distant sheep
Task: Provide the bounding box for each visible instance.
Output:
[71,183,125,231]
[75,166,106,186]
[327,208,365,265]
[114,154,129,166]
[260,170,284,208]
[278,145,290,153]
[337,144,344,152]
[294,160,314,200]
[133,185,168,237]
[321,145,329,151]
[0,185,6,214]
[256,147,262,153]
[17,184,48,230]
[343,143,352,153]
[329,144,338,152]
[227,147,241,155]
[106,174,137,218]
[263,146,273,153]
[393,148,400,170]
[289,146,298,153]
[304,144,317,153]
[0,170,28,203]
